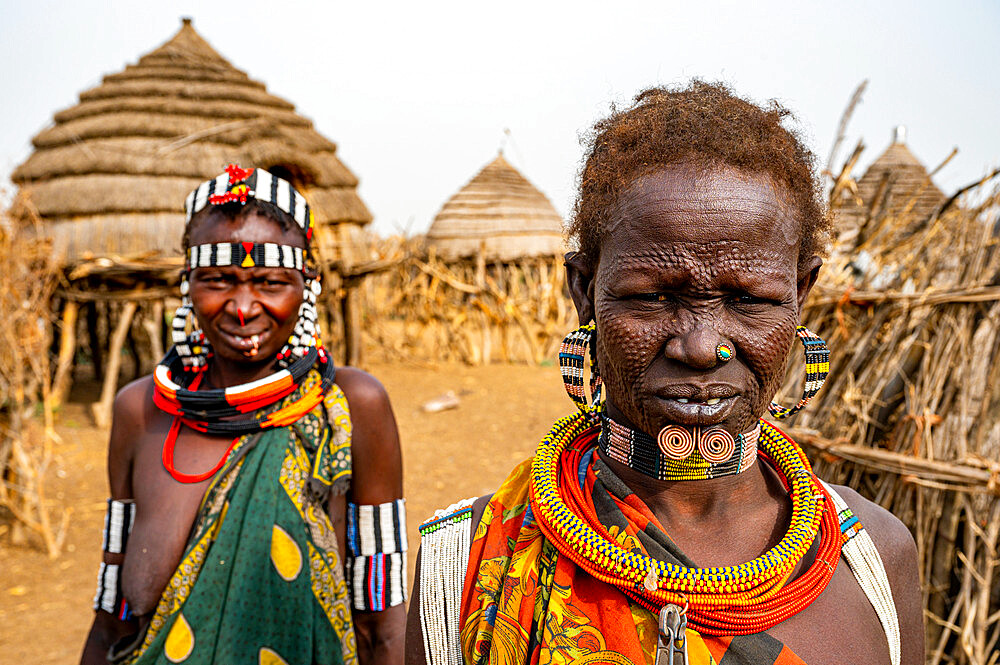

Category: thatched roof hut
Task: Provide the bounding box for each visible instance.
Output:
[835,127,946,249]
[11,18,371,265]
[425,153,564,262]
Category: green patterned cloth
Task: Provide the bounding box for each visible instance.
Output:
[113,371,356,665]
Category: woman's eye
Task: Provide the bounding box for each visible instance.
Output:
[634,292,674,303]
[733,294,774,306]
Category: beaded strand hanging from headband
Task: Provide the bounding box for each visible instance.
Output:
[171,164,326,371]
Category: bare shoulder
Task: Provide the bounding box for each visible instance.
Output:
[113,374,155,428]
[333,366,392,416]
[829,483,916,564]
[334,366,402,502]
[828,483,924,664]
[107,374,155,499]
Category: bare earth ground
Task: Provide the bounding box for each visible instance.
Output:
[0,361,568,664]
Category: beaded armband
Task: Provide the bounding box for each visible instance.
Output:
[92,499,135,620]
[345,499,407,611]
[417,498,476,665]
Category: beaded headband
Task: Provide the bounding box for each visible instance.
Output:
[598,414,760,481]
[184,164,315,243]
[187,242,306,272]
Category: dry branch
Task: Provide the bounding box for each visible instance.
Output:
[0,196,68,558]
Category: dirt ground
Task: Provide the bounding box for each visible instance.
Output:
[0,361,569,664]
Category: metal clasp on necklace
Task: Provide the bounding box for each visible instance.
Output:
[654,602,689,665]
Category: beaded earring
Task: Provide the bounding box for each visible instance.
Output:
[276,276,325,367]
[171,275,212,371]
[768,325,830,419]
[558,322,602,417]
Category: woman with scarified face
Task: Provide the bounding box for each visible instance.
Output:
[407,82,923,665]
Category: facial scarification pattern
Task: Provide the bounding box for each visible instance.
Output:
[590,165,805,439]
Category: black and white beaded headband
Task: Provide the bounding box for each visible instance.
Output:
[184,164,315,242]
[187,242,307,272]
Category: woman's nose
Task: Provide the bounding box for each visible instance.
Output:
[663,324,726,370]
[226,292,261,322]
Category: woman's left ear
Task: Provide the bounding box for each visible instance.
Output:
[796,255,824,312]
[565,251,596,324]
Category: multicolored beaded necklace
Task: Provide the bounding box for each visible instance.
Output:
[598,414,760,481]
[153,346,335,436]
[530,410,842,635]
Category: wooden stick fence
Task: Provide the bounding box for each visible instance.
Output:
[361,246,576,365]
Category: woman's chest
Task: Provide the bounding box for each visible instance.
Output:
[121,425,237,616]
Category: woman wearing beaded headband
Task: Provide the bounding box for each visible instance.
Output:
[82,165,407,665]
[407,83,922,665]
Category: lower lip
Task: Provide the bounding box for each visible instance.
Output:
[657,396,737,425]
[220,331,268,354]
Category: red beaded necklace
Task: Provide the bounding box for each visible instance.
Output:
[160,373,239,484]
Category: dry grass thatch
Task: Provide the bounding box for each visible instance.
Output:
[362,236,576,365]
[11,18,371,266]
[833,130,948,253]
[0,196,69,558]
[426,153,565,262]
[783,166,1000,662]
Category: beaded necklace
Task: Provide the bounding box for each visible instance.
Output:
[530,411,842,635]
[159,372,241,484]
[152,346,335,435]
[598,414,760,481]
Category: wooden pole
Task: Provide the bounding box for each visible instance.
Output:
[91,300,138,429]
[142,299,165,363]
[86,301,104,381]
[342,287,362,367]
[51,300,79,409]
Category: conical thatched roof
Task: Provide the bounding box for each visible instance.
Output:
[426,153,564,262]
[835,128,946,250]
[11,18,371,265]
[854,128,946,221]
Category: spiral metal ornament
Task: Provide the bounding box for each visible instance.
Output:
[657,425,696,460]
[697,428,737,463]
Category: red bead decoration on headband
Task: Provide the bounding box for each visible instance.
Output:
[209,183,251,206]
[224,163,254,184]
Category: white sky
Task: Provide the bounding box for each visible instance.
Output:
[2,0,998,235]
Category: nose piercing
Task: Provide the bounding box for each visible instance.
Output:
[237,308,246,327]
[716,343,734,363]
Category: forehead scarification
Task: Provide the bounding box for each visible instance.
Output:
[599,242,798,294]
[597,165,803,287]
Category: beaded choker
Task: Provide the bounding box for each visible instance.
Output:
[153,346,335,435]
[531,413,840,635]
[598,414,759,481]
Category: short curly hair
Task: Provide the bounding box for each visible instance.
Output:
[570,80,831,271]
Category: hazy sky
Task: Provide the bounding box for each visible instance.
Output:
[2,0,998,235]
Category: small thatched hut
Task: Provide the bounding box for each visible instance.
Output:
[9,19,373,423]
[425,153,564,262]
[11,17,370,264]
[834,126,946,250]
[364,152,573,365]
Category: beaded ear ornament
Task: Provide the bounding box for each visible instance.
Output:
[767,325,830,419]
[172,164,325,371]
[558,322,603,421]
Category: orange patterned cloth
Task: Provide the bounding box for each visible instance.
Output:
[459,428,807,665]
